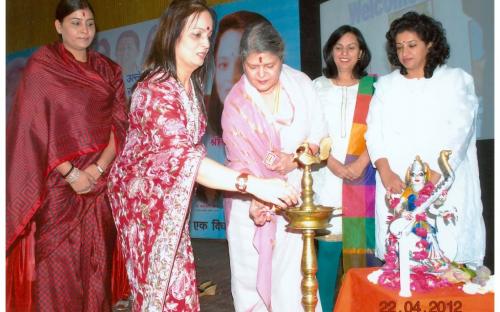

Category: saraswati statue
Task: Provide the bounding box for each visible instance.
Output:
[370,150,458,297]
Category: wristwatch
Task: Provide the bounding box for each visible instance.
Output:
[235,173,249,193]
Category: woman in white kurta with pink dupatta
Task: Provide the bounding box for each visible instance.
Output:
[222,22,326,312]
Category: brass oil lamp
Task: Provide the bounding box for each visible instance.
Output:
[284,138,334,312]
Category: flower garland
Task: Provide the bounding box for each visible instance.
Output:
[378,181,451,292]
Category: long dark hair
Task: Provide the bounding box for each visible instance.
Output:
[207,11,269,137]
[55,0,94,22]
[322,25,371,79]
[138,0,215,103]
[386,11,450,78]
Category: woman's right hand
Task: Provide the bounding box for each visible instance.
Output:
[375,158,405,195]
[248,176,299,209]
[379,167,405,195]
[69,169,96,194]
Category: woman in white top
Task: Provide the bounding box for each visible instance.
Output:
[365,11,485,267]
[313,25,380,272]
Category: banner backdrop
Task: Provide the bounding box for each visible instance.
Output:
[319,0,493,140]
[6,48,38,114]
[6,0,301,239]
[92,19,160,98]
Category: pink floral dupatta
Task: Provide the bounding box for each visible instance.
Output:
[222,75,284,310]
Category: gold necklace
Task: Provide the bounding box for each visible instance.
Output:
[272,83,281,114]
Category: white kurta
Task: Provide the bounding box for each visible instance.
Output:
[226,65,325,312]
[311,76,360,234]
[365,65,485,265]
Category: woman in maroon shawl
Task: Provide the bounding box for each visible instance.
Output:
[6,1,128,311]
[107,1,299,311]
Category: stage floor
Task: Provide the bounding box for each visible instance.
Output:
[193,238,234,312]
[112,238,234,312]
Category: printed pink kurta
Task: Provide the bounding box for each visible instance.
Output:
[108,74,206,311]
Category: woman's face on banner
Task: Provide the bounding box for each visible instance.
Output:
[243,51,282,94]
[97,39,110,57]
[116,35,139,70]
[6,58,27,112]
[215,29,243,103]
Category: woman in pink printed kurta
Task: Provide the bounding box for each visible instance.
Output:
[107,1,299,311]
[108,76,205,311]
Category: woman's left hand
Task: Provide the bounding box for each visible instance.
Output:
[345,159,366,180]
[83,163,103,181]
[249,199,273,226]
[269,152,297,175]
[69,169,96,194]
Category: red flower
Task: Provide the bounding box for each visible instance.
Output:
[388,233,398,244]
[389,198,400,209]
[414,182,435,206]
[415,227,428,238]
[412,250,429,260]
[415,213,426,222]
[412,265,428,274]
[416,239,429,249]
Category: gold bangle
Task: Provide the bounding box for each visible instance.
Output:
[95,162,105,175]
[235,173,249,193]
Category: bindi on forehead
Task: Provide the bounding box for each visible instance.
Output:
[259,56,262,63]
[396,40,417,45]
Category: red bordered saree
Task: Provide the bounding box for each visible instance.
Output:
[6,42,128,311]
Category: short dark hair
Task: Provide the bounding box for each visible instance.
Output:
[322,25,371,79]
[55,0,94,22]
[240,21,284,63]
[139,0,215,105]
[386,11,450,78]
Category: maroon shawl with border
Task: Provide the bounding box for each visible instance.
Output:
[6,42,128,311]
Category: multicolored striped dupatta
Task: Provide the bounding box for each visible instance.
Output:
[341,75,378,272]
